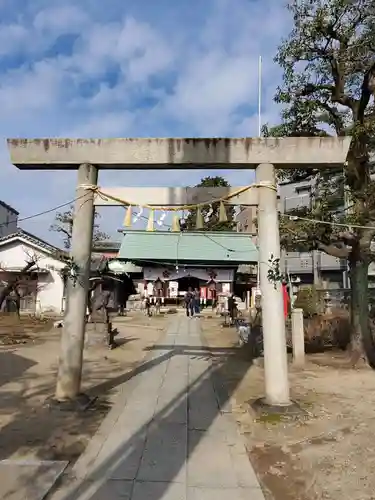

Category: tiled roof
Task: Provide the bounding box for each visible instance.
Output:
[0,229,66,258]
[92,240,121,252]
[118,231,258,265]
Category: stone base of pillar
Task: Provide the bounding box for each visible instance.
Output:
[46,393,98,412]
[250,397,306,418]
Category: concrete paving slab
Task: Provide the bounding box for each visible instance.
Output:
[155,395,188,424]
[76,479,133,500]
[106,438,146,481]
[132,480,186,500]
[187,486,266,500]
[0,459,68,500]
[187,430,239,488]
[50,316,265,500]
[188,379,220,431]
[137,422,187,483]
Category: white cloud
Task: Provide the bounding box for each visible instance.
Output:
[33,5,90,34]
[0,0,291,245]
[116,17,175,82]
[164,51,259,135]
[159,0,291,135]
[0,24,29,55]
[66,111,135,137]
[0,59,63,115]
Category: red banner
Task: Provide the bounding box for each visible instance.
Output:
[282,284,289,318]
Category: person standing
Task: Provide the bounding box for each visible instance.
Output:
[194,288,200,315]
[184,288,194,317]
[144,296,152,317]
[227,294,237,325]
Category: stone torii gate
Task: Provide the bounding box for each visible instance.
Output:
[7,137,350,408]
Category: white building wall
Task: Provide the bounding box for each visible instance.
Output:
[0,240,65,313]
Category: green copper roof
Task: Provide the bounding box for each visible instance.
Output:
[118,231,258,265]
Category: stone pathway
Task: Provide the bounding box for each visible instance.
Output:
[53,316,265,500]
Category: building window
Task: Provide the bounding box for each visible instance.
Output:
[300,259,309,269]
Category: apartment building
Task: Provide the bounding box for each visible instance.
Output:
[236,179,346,288]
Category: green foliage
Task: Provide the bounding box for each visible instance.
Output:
[294,286,323,318]
[268,0,375,262]
[279,171,347,252]
[50,206,109,249]
[185,176,236,231]
[267,255,286,288]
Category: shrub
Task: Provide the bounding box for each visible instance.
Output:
[303,309,351,350]
[294,285,323,318]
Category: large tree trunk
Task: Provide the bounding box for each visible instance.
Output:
[349,258,375,368]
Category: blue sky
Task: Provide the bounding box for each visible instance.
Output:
[0,0,291,247]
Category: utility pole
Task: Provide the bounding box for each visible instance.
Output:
[343,173,351,289]
[312,250,320,286]
[310,183,321,286]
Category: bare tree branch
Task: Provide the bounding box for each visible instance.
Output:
[316,241,350,258]
[299,81,358,112]
[358,61,375,122]
[0,260,37,310]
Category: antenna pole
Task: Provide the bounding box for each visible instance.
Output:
[258,55,262,137]
[256,55,262,289]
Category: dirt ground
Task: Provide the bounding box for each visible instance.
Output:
[201,317,375,500]
[0,312,167,465]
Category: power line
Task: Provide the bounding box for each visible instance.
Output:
[281,213,375,231]
[135,210,375,256]
[0,196,85,230]
[2,192,374,253]
[136,213,252,253]
[133,258,243,268]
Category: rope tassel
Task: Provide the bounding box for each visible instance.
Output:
[219,201,228,222]
[146,210,154,231]
[123,206,132,227]
[195,207,204,230]
[172,214,180,232]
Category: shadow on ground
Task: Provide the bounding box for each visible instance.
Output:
[48,319,257,500]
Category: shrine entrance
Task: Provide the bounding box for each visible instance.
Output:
[7,136,351,408]
[176,276,201,292]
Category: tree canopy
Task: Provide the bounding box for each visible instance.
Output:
[184,176,236,231]
[50,206,109,249]
[267,0,375,364]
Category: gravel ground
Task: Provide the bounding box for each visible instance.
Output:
[0,312,167,466]
[201,316,375,500]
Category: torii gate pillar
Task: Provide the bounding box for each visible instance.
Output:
[256,163,289,405]
[55,163,98,400]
